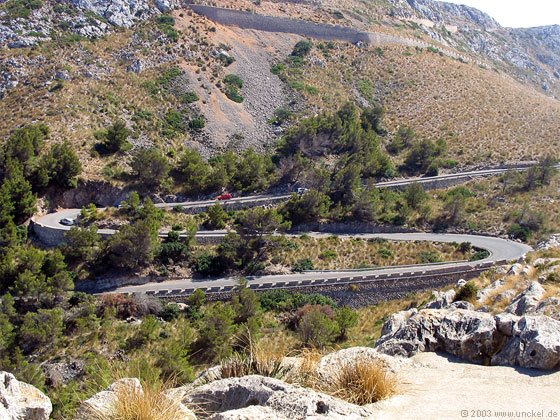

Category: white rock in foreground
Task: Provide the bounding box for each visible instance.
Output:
[0,371,52,420]
[181,375,373,419]
[492,316,560,370]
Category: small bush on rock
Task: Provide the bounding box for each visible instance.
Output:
[454,281,479,303]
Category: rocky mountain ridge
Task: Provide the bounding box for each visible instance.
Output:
[1,0,559,98]
[383,0,560,96]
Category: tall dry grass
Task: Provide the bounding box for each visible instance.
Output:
[325,357,398,405]
[219,335,294,381]
[109,382,190,420]
[86,380,191,420]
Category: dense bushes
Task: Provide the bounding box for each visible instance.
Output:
[3,0,43,19]
[259,290,336,311]
[95,120,132,154]
[402,138,446,175]
[130,148,170,189]
[223,74,244,103]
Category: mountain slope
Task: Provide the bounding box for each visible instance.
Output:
[0,0,559,181]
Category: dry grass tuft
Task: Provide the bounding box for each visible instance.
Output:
[325,357,397,405]
[291,347,324,387]
[92,381,189,420]
[220,337,294,381]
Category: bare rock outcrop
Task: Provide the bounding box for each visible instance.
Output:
[425,290,456,309]
[0,371,52,420]
[377,306,560,370]
[181,375,373,419]
[506,282,546,316]
[536,234,560,251]
[376,309,503,364]
[492,316,560,370]
[69,0,180,27]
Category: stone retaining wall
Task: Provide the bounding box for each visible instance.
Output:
[154,266,492,308]
[180,196,289,214]
[188,5,484,65]
[189,4,363,43]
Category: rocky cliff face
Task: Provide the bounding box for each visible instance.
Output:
[383,0,560,97]
[0,0,182,49]
[1,0,558,97]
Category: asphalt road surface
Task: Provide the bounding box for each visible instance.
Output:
[109,232,531,294]
[33,167,536,294]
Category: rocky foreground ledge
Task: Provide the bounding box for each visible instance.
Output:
[74,349,559,419]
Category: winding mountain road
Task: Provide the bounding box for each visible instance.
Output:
[110,232,531,295]
[33,165,538,295]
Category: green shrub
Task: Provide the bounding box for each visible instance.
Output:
[192,251,221,276]
[3,0,43,19]
[454,282,479,303]
[224,74,243,89]
[218,53,235,67]
[378,248,394,259]
[320,250,337,260]
[189,116,205,131]
[271,63,286,75]
[293,258,315,272]
[95,120,132,154]
[182,91,199,104]
[470,249,490,261]
[204,204,229,230]
[259,290,336,311]
[335,306,358,340]
[508,223,532,241]
[157,14,175,25]
[164,110,186,133]
[225,86,244,103]
[545,271,560,284]
[419,251,441,263]
[296,304,339,348]
[157,14,179,41]
[291,39,313,57]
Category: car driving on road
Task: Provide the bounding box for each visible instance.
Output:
[59,218,75,226]
[217,193,233,201]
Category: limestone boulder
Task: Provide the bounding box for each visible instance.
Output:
[425,290,456,309]
[315,347,409,381]
[449,301,475,310]
[477,279,504,303]
[376,309,442,357]
[0,371,52,420]
[492,316,560,370]
[209,405,288,420]
[182,375,373,419]
[435,310,503,364]
[376,309,503,364]
[494,313,520,337]
[535,297,560,321]
[508,263,524,276]
[506,282,546,315]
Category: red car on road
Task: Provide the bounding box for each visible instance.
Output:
[217,193,233,201]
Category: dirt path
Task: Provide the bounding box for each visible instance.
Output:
[371,352,560,419]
